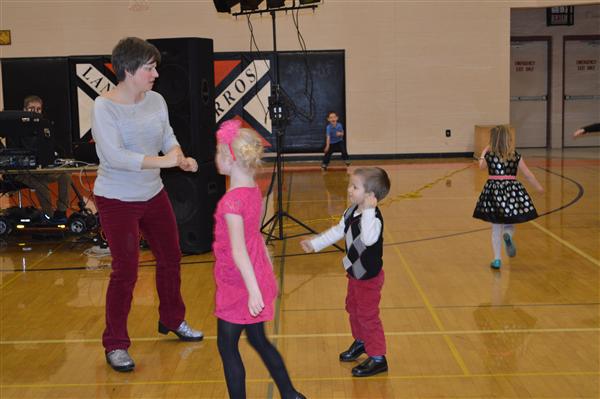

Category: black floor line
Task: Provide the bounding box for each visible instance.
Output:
[0,166,586,273]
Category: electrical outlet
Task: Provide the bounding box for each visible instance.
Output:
[445,129,451,138]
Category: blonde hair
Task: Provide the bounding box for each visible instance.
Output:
[220,128,264,170]
[489,125,515,161]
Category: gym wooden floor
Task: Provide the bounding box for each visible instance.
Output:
[1,148,598,398]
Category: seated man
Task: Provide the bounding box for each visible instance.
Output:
[12,95,71,223]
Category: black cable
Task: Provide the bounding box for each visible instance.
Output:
[244,12,314,124]
[291,8,316,122]
[244,14,279,226]
[247,15,270,125]
[78,168,95,210]
[245,14,277,87]
[244,11,316,227]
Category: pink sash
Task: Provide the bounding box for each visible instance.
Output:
[489,175,516,180]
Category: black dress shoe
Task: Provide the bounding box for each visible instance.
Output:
[352,356,388,377]
[339,340,366,362]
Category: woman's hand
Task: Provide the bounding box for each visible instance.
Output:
[324,145,330,154]
[164,150,184,168]
[248,289,265,317]
[179,157,198,172]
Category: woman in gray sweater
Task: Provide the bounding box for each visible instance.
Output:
[92,37,202,372]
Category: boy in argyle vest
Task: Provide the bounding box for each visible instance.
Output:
[301,167,391,377]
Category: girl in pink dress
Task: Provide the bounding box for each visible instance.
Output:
[213,119,305,399]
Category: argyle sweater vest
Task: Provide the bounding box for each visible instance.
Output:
[342,205,384,280]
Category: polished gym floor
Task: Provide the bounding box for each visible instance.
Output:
[1,148,598,398]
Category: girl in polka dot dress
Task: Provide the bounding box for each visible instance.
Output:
[473,125,544,269]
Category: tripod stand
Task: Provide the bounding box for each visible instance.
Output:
[259,10,320,243]
[232,4,342,250]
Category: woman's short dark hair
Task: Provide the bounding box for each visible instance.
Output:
[111,37,161,82]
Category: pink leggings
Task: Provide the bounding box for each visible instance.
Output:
[96,190,186,352]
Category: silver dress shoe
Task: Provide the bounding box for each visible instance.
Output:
[105,349,135,372]
[158,320,203,341]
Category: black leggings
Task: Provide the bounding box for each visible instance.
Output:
[217,318,298,399]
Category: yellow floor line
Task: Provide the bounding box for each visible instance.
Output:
[281,164,474,229]
[386,232,471,376]
[1,326,598,345]
[531,221,600,267]
[1,371,598,390]
[0,273,22,291]
[0,241,67,291]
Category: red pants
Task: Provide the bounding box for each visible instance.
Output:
[345,270,386,356]
[96,190,186,352]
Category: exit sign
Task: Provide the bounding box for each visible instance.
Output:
[546,6,574,26]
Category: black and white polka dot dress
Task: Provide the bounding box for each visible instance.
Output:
[473,151,538,224]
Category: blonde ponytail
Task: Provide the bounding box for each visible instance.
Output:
[231,128,264,170]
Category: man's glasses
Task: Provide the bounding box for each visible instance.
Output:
[25,106,43,113]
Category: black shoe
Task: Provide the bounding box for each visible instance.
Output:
[352,356,388,377]
[339,340,365,362]
[293,393,306,399]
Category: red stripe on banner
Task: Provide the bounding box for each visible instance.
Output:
[226,115,272,148]
[104,63,115,75]
[214,60,241,87]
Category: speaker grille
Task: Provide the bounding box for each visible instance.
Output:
[161,162,225,254]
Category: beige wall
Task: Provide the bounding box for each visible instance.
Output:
[511,4,600,148]
[0,0,597,155]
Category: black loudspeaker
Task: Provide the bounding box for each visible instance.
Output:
[149,38,221,254]
[162,162,225,254]
[1,57,73,158]
[213,0,240,13]
[148,37,216,163]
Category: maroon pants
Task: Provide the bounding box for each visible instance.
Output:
[96,190,185,352]
[345,270,386,356]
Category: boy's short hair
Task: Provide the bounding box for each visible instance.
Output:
[353,167,391,201]
[111,37,161,82]
[23,95,43,109]
[327,111,337,118]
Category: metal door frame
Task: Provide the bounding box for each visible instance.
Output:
[562,35,600,148]
[510,36,552,148]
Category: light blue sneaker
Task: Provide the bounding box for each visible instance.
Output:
[503,233,516,257]
[490,259,501,269]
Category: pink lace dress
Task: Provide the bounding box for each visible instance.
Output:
[213,186,278,324]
